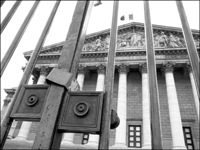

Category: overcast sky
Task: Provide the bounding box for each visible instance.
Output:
[1,1,199,108]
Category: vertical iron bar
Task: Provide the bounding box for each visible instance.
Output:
[0,1,21,34]
[176,1,199,98]
[143,1,163,149]
[0,0,6,8]
[99,1,119,149]
[51,2,94,147]
[1,1,40,77]
[0,1,60,148]
[32,1,92,149]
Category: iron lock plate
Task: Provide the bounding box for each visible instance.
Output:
[10,84,50,121]
[58,91,104,134]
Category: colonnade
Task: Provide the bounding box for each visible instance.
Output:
[2,61,199,149]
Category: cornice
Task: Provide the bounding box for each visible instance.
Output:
[4,88,17,94]
[24,47,199,61]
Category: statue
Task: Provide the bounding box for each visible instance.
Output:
[158,31,168,47]
[154,33,160,47]
[128,32,142,47]
[175,36,185,47]
[195,38,199,47]
[169,33,179,48]
[95,38,102,51]
[82,43,88,51]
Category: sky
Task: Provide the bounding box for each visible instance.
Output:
[1,1,199,108]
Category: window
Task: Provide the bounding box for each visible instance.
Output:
[183,127,194,150]
[128,125,142,148]
[82,133,89,144]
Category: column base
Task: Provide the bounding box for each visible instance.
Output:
[15,136,28,141]
[112,143,127,149]
[61,140,74,146]
[142,144,151,149]
[172,146,187,149]
[85,141,98,147]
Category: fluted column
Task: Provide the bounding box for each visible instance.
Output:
[87,64,106,146]
[162,62,186,149]
[62,65,88,144]
[139,63,151,149]
[113,63,129,148]
[16,66,50,140]
[184,62,199,120]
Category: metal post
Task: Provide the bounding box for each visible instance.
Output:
[0,1,21,34]
[1,1,40,77]
[0,1,60,148]
[32,1,93,149]
[176,1,199,98]
[0,0,6,8]
[99,1,119,149]
[143,1,163,149]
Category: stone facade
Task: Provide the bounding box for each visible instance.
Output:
[2,22,199,149]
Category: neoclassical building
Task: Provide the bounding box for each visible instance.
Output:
[2,22,199,149]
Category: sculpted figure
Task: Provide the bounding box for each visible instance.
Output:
[104,36,110,50]
[158,31,168,47]
[95,38,102,51]
[175,36,185,47]
[126,32,143,47]
[169,33,178,48]
[117,34,127,47]
[137,32,145,47]
[195,38,199,47]
[82,43,89,51]
[90,41,97,51]
[154,33,160,47]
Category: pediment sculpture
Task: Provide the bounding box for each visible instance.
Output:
[82,30,198,52]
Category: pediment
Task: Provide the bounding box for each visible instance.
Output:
[23,22,199,60]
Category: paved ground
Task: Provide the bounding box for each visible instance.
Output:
[3,139,138,149]
[3,139,98,149]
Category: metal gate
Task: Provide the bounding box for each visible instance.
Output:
[1,1,199,149]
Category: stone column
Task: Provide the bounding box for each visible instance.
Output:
[62,65,88,144]
[16,66,50,140]
[113,63,129,148]
[162,62,186,149]
[139,63,151,149]
[1,98,11,121]
[87,64,106,146]
[184,62,199,120]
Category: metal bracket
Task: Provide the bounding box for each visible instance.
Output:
[46,68,80,91]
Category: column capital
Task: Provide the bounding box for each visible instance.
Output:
[161,62,175,73]
[139,62,147,74]
[118,63,129,74]
[97,64,106,74]
[32,76,38,84]
[4,98,11,104]
[78,64,88,75]
[183,62,192,76]
[38,66,51,76]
